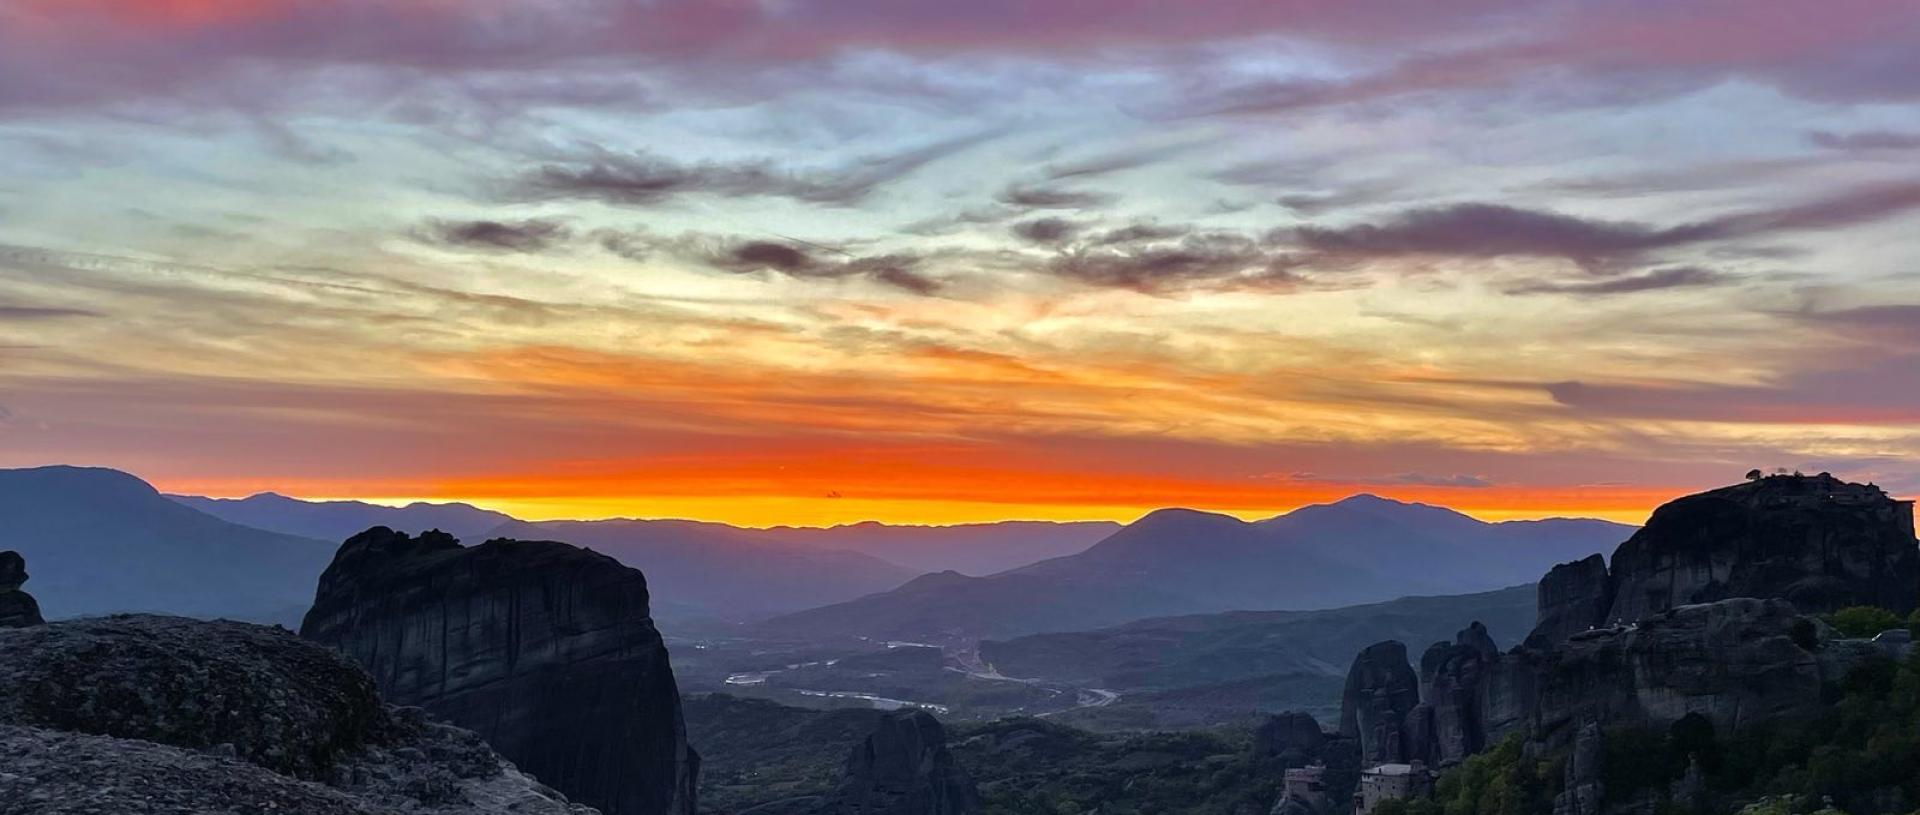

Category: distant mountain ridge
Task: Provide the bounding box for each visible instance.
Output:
[170,492,514,542]
[760,496,1636,641]
[0,466,334,625]
[175,493,1117,578]
[489,518,920,621]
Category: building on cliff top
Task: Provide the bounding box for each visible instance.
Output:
[1354,763,1433,815]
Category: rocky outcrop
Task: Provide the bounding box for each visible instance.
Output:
[300,527,698,815]
[0,614,594,815]
[1529,598,1841,748]
[831,710,977,815]
[1604,474,1917,624]
[1527,475,1918,649]
[0,614,385,777]
[1526,554,1610,648]
[1416,623,1500,765]
[737,710,977,815]
[1253,710,1329,762]
[0,550,42,628]
[1340,640,1421,764]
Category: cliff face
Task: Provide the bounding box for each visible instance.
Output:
[1604,474,1917,623]
[300,527,697,815]
[1528,598,1834,746]
[0,614,594,815]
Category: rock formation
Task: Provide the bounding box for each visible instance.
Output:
[0,614,595,814]
[1414,623,1499,765]
[831,709,978,815]
[1527,474,1918,648]
[1529,597,1843,746]
[0,550,43,628]
[735,709,977,815]
[1253,710,1329,763]
[1525,554,1609,648]
[1340,640,1422,764]
[300,527,698,815]
[1608,474,1916,623]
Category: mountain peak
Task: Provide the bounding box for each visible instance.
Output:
[1130,507,1246,528]
[1330,493,1409,508]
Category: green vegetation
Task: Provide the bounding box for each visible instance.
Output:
[950,718,1292,815]
[1382,735,1555,815]
[1827,606,1905,639]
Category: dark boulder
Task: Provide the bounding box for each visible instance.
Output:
[1604,474,1918,623]
[1340,640,1421,764]
[301,527,697,815]
[0,550,43,628]
[828,709,977,815]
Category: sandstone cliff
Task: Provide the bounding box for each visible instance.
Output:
[300,527,698,815]
[0,614,595,815]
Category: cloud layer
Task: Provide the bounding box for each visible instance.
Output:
[3,1,1919,523]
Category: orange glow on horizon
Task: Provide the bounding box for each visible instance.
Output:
[162,472,1676,529]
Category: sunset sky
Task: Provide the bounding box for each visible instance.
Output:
[3,1,1919,526]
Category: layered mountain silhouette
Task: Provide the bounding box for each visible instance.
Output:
[0,466,333,624]
[491,518,920,621]
[760,497,1633,641]
[170,492,514,543]
[177,493,1112,579]
[748,520,1118,577]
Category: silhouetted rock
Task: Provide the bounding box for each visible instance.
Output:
[1253,711,1329,763]
[828,709,977,815]
[0,550,42,628]
[1604,474,1918,623]
[1340,641,1421,764]
[301,527,697,815]
[0,614,593,814]
[1525,554,1610,648]
[1417,623,1499,765]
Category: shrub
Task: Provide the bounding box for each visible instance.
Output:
[1827,606,1904,639]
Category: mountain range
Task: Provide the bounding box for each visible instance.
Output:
[0,466,334,625]
[8,464,1634,637]
[759,498,1634,641]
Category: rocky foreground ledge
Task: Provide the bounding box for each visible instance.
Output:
[0,613,597,815]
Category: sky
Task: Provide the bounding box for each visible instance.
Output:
[2,0,1919,526]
